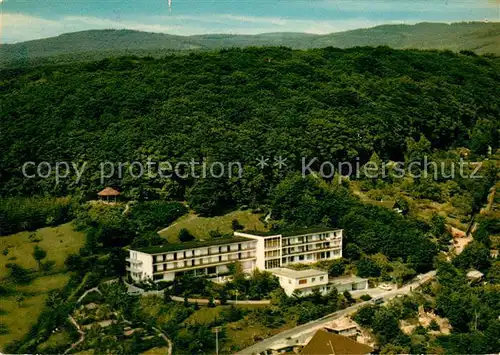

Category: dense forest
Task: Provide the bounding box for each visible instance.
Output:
[1,43,499,354]
[1,46,499,202]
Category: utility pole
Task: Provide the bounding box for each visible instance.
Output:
[212,326,221,355]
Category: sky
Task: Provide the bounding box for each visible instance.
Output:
[1,0,499,43]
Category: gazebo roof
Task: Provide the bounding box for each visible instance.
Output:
[98,187,120,196]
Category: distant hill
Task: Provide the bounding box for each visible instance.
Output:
[1,22,499,66]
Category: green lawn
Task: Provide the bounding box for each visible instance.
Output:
[36,328,74,353]
[0,273,71,349]
[158,210,268,241]
[0,223,82,350]
[141,347,169,355]
[16,273,71,294]
[183,306,226,326]
[0,293,48,349]
[0,222,85,278]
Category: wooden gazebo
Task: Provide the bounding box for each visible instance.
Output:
[97,187,120,203]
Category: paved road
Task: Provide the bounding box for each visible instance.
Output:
[236,271,436,355]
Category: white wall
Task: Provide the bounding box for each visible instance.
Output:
[234,232,271,270]
[276,272,328,296]
[135,251,153,280]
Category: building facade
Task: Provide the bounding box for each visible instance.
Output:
[127,228,343,282]
[271,268,330,296]
[270,268,368,296]
[234,228,343,269]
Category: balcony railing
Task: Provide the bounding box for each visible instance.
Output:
[153,246,256,264]
[126,258,143,265]
[282,244,342,256]
[153,255,256,274]
[282,237,341,247]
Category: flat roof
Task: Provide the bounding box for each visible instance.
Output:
[240,227,341,238]
[328,275,368,285]
[237,230,281,237]
[133,236,253,254]
[466,270,484,278]
[270,268,327,279]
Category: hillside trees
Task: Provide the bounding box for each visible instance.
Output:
[1,47,499,212]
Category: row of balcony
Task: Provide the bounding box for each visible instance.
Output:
[282,236,341,247]
[282,243,342,256]
[153,255,256,274]
[152,246,256,264]
[126,257,143,265]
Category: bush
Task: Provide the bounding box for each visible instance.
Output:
[129,201,187,232]
[360,294,372,301]
[79,290,103,305]
[6,263,33,284]
[231,219,244,231]
[41,260,56,272]
[343,290,355,304]
[209,230,223,238]
[0,323,8,335]
[179,228,195,242]
[328,259,346,277]
[356,258,382,278]
[428,319,440,331]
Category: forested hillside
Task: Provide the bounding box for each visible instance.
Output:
[1,22,499,66]
[1,46,499,201]
[1,44,499,354]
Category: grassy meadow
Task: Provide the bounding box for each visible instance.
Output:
[0,223,85,350]
[0,222,85,278]
[158,210,268,241]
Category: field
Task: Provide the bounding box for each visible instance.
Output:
[0,274,70,349]
[141,347,169,355]
[0,223,84,350]
[183,306,226,325]
[158,210,268,241]
[0,222,85,278]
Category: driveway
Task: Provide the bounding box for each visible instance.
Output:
[236,271,436,355]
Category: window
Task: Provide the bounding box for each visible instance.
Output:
[288,279,292,284]
[299,279,307,284]
[153,274,163,281]
[312,278,316,282]
[320,276,324,281]
[265,237,280,249]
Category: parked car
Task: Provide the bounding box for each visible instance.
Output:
[378,283,392,291]
[373,297,384,305]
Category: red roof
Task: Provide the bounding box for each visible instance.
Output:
[98,187,120,196]
[302,329,373,355]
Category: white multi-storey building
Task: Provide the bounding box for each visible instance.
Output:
[235,228,343,269]
[126,228,343,282]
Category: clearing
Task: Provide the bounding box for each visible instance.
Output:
[0,223,84,350]
[158,210,268,241]
[0,222,85,278]
[0,274,71,349]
